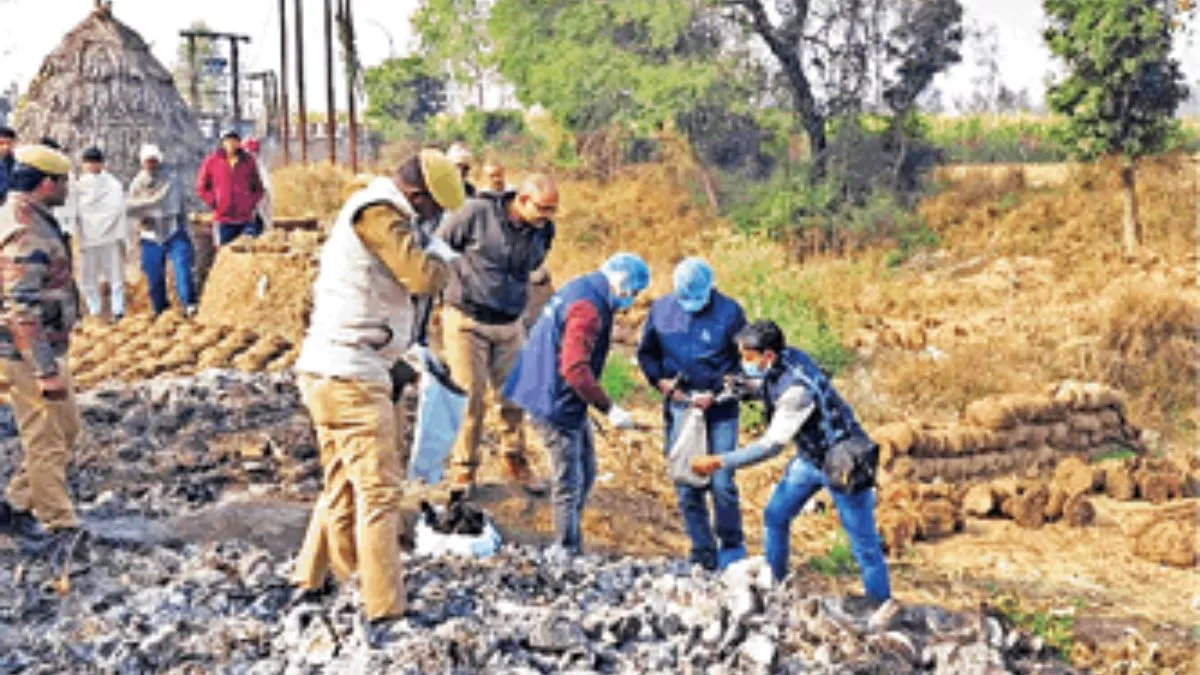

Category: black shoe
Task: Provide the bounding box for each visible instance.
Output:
[288,577,336,608]
[0,501,50,551]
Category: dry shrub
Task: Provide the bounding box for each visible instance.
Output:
[271,163,357,223]
[1088,282,1199,433]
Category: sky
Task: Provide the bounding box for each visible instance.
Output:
[0,0,1197,114]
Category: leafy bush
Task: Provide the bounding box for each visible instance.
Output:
[428,108,530,150]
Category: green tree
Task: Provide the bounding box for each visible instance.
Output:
[1043,0,1193,257]
[412,0,494,108]
[363,57,448,140]
[488,0,733,133]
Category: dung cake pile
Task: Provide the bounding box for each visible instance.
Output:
[69,312,300,390]
[874,381,1141,484]
[196,229,324,345]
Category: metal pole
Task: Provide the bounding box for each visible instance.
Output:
[345,0,358,172]
[187,35,199,110]
[279,0,290,164]
[295,0,307,163]
[325,0,336,164]
[230,37,241,129]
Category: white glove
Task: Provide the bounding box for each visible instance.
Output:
[607,405,636,430]
[424,236,460,263]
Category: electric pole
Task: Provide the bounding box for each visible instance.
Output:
[279,0,290,164]
[295,0,307,163]
[179,29,250,129]
[342,0,359,172]
[324,0,336,165]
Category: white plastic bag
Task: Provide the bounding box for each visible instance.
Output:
[668,408,711,488]
[413,514,502,558]
[408,351,467,484]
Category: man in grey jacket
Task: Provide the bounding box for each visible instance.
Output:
[436,174,557,495]
[126,144,196,316]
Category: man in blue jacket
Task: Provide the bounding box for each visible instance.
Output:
[503,253,650,554]
[692,319,890,604]
[637,258,747,571]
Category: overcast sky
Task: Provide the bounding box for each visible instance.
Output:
[0,0,1197,114]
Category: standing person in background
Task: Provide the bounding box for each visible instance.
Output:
[195,129,264,247]
[503,253,650,554]
[0,127,16,205]
[637,258,748,571]
[436,174,558,497]
[447,143,476,197]
[481,161,508,196]
[67,147,129,322]
[127,144,197,317]
[243,137,273,233]
[0,145,86,562]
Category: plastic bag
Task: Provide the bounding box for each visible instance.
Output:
[408,350,467,484]
[413,512,502,559]
[668,408,711,488]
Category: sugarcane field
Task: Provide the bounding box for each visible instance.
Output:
[0,1,1196,673]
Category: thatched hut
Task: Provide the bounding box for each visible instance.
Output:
[13,3,208,186]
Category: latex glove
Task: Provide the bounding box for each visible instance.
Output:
[607,405,636,430]
[424,236,460,263]
[691,455,724,476]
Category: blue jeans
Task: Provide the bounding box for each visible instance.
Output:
[535,419,596,553]
[665,403,744,570]
[141,234,197,314]
[215,220,262,247]
[763,456,891,602]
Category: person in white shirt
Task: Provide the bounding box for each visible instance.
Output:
[67,147,130,321]
[244,137,273,232]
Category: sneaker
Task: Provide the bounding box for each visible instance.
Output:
[502,453,549,497]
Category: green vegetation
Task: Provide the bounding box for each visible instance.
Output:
[808,531,859,577]
[601,357,644,405]
[993,594,1076,659]
[721,253,853,376]
[1090,446,1138,463]
[1043,0,1194,257]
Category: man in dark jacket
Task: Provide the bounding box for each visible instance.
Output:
[503,253,649,553]
[637,258,748,571]
[195,129,264,247]
[0,127,15,205]
[692,320,890,604]
[436,174,557,495]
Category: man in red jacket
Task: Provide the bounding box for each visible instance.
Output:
[195,129,264,247]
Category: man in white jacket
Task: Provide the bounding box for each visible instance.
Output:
[67,147,130,321]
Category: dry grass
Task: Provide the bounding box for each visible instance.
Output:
[271,163,357,222]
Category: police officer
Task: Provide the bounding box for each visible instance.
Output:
[692,319,890,604]
[0,145,85,560]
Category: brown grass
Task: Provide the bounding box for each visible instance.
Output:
[271,163,357,222]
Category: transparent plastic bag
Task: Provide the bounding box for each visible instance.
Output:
[668,408,711,488]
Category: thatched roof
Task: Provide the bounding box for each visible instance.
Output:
[14,5,208,187]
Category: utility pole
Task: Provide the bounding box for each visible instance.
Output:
[186,34,200,109]
[324,0,336,165]
[279,0,290,164]
[343,0,359,172]
[179,29,250,129]
[246,71,278,139]
[294,0,307,163]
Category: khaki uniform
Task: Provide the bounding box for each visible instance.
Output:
[0,194,81,529]
[442,306,527,478]
[292,183,447,621]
